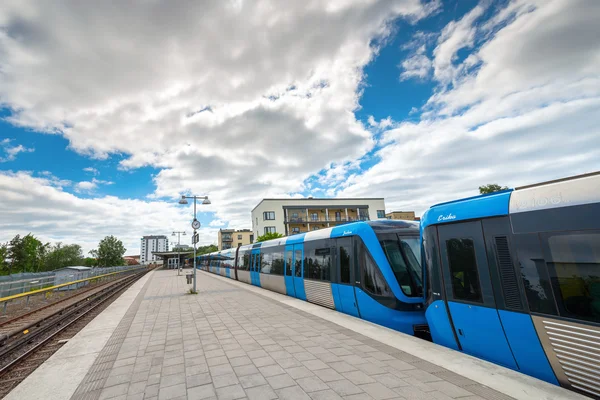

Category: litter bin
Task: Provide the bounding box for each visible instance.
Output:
[186,274,193,284]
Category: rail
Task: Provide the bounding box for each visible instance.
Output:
[0,266,147,305]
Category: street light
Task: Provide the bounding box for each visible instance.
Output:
[178,195,210,293]
[172,231,186,274]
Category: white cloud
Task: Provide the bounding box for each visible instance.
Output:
[0,171,218,254]
[209,219,226,227]
[75,178,114,193]
[339,0,600,215]
[0,140,35,162]
[0,0,434,233]
[83,167,99,175]
[399,45,432,81]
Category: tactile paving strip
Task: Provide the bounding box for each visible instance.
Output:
[70,275,152,400]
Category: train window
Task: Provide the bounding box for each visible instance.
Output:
[360,243,393,297]
[261,251,272,274]
[285,250,293,275]
[544,231,600,323]
[295,249,303,277]
[513,234,557,315]
[241,252,250,271]
[339,241,351,284]
[446,238,483,303]
[304,241,331,281]
[378,235,423,297]
[271,250,284,275]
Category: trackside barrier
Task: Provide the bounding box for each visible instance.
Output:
[0,266,148,314]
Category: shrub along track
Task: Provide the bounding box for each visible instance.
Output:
[0,269,148,399]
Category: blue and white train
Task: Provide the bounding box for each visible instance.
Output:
[422,171,600,398]
[199,220,429,338]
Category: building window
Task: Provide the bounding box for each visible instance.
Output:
[250,235,254,243]
[312,226,319,231]
[292,227,300,234]
[311,213,319,221]
[263,211,275,220]
[265,226,276,234]
[292,212,298,218]
[238,234,242,240]
[335,212,341,221]
[377,210,385,219]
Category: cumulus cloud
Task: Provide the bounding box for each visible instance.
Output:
[340,0,600,214]
[0,139,35,162]
[75,178,114,193]
[0,0,434,232]
[0,171,218,254]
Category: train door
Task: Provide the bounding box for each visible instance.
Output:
[437,221,518,369]
[292,244,306,300]
[335,237,359,317]
[251,249,261,286]
[284,245,296,297]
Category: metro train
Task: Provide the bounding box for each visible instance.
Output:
[198,220,429,338]
[422,171,600,398]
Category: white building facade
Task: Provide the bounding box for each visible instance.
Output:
[140,235,169,264]
[251,198,386,239]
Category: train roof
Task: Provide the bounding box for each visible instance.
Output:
[422,170,600,229]
[199,220,419,258]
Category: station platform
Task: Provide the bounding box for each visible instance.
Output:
[6,269,586,400]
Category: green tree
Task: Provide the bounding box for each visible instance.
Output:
[479,184,509,194]
[0,243,9,276]
[44,243,84,271]
[197,244,218,255]
[95,236,126,267]
[255,232,284,243]
[83,257,97,267]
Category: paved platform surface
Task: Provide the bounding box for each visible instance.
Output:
[7,269,585,400]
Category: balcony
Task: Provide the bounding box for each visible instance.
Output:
[284,216,369,224]
[221,235,233,242]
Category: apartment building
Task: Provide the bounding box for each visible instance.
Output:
[251,197,386,238]
[140,235,169,264]
[218,229,254,250]
[385,211,416,220]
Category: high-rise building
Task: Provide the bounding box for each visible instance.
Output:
[140,235,169,264]
[218,229,254,250]
[251,197,386,238]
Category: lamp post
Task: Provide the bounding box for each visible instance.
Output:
[178,195,211,293]
[172,231,186,275]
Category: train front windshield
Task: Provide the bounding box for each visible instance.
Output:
[377,233,423,297]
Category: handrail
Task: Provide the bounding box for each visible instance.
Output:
[0,266,146,304]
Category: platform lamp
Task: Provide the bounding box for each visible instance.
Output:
[178,195,211,293]
[172,231,186,274]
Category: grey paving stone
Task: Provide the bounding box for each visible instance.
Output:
[239,372,267,389]
[343,392,375,400]
[234,364,259,377]
[276,385,313,400]
[163,356,184,367]
[403,369,443,383]
[303,359,329,371]
[105,373,132,388]
[278,357,304,368]
[213,372,240,388]
[423,381,474,398]
[329,362,357,373]
[245,384,278,400]
[259,364,286,377]
[187,373,212,388]
[341,370,376,385]
[358,382,398,400]
[215,383,246,400]
[327,379,364,396]
[287,366,315,379]
[208,356,230,367]
[186,363,209,376]
[187,383,216,399]
[128,381,146,395]
[210,363,235,376]
[159,373,186,388]
[316,368,344,382]
[266,373,297,390]
[99,383,129,400]
[162,363,185,376]
[296,376,329,393]
[230,356,252,367]
[144,384,159,398]
[309,389,344,400]
[252,356,276,367]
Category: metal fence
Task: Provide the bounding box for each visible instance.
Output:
[0,265,143,299]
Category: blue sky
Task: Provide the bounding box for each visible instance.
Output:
[1,0,598,253]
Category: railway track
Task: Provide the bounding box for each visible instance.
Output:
[0,269,148,398]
